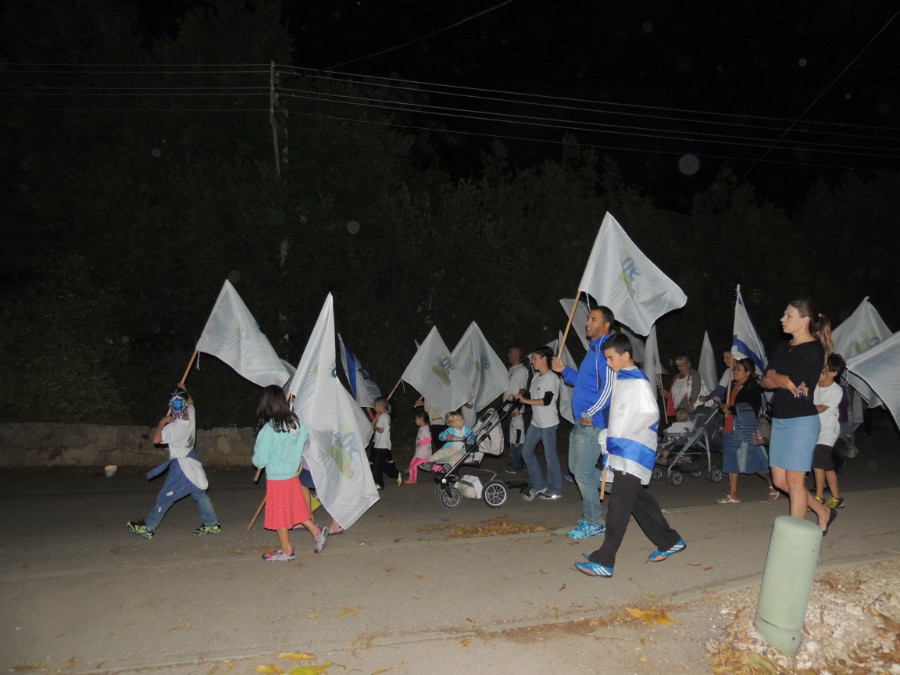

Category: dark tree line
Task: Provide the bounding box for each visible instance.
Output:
[1,1,897,426]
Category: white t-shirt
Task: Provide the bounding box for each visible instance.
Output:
[461,398,477,428]
[415,424,433,459]
[529,370,560,428]
[507,362,528,398]
[374,411,391,449]
[814,382,842,447]
[161,405,207,490]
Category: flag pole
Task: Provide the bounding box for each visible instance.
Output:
[386,376,403,401]
[658,373,669,424]
[179,349,198,386]
[247,495,266,531]
[558,290,582,358]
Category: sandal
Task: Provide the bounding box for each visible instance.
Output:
[327,524,344,536]
[768,486,780,502]
[716,494,740,504]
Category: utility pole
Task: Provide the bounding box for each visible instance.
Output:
[269,61,281,178]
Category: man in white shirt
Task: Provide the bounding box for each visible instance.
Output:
[503,347,529,467]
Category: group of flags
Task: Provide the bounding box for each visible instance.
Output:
[188,211,897,529]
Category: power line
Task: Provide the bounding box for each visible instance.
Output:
[743,9,900,177]
[327,0,516,70]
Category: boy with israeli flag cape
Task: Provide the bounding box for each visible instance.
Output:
[575,333,685,578]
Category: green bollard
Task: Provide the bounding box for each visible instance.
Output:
[754,515,822,656]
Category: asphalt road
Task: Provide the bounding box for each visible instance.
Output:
[2,419,899,674]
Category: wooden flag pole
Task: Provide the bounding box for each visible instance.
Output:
[558,290,582,358]
[247,495,266,531]
[386,377,403,401]
[179,350,199,386]
[658,372,669,424]
[599,465,608,500]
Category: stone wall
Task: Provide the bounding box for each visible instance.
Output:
[0,423,256,470]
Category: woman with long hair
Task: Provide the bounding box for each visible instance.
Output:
[761,299,836,534]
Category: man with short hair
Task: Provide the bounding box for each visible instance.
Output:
[552,307,614,540]
[502,347,529,468]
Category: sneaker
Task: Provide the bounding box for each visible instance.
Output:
[825,496,844,509]
[314,527,328,554]
[397,473,403,486]
[562,473,576,483]
[375,484,384,491]
[843,445,859,459]
[813,495,825,504]
[648,539,686,562]
[566,520,605,540]
[504,467,518,475]
[127,519,154,540]
[539,492,562,500]
[262,548,295,562]
[193,522,222,535]
[575,561,614,577]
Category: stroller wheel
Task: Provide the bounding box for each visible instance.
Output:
[667,470,683,486]
[651,467,663,481]
[483,481,508,508]
[438,486,462,509]
[521,487,536,502]
[709,467,724,483]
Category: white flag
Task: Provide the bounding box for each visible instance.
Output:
[451,322,508,410]
[577,212,687,336]
[287,295,378,529]
[845,331,900,431]
[560,297,646,361]
[699,331,718,393]
[642,324,666,383]
[338,334,382,409]
[402,326,474,417]
[195,280,291,387]
[543,334,576,424]
[832,297,892,405]
[731,286,767,375]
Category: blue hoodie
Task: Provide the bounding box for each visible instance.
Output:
[561,333,613,428]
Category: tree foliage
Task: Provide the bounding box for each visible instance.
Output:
[1,1,896,426]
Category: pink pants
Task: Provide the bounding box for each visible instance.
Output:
[407,456,431,483]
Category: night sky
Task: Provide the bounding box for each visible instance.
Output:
[265,0,900,206]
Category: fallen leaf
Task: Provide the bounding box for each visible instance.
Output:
[279,653,315,662]
[688,562,702,567]
[372,669,393,674]
[254,666,280,675]
[558,583,566,591]
[166,622,190,633]
[539,569,549,574]
[625,607,676,627]
[208,665,219,675]
[466,617,477,623]
[416,574,427,580]
[614,643,628,652]
[546,604,558,613]
[460,639,470,647]
[67,657,86,665]
[121,621,135,627]
[393,538,403,543]
[307,614,320,619]
[703,566,714,571]
[338,604,359,617]
[387,518,403,524]
[288,661,333,674]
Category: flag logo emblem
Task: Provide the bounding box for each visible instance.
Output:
[619,249,640,298]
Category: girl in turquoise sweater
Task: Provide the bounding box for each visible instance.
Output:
[252,385,327,561]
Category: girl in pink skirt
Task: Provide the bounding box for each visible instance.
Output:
[252,385,327,561]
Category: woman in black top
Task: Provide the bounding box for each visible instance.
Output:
[760,299,836,534]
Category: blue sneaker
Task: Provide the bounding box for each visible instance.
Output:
[575,561,614,577]
[648,539,686,562]
[563,473,576,483]
[566,520,605,540]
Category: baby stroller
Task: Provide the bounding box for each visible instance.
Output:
[430,402,529,509]
[652,408,724,485]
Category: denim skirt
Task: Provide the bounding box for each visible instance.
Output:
[768,416,820,472]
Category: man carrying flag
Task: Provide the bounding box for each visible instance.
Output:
[552,306,615,541]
